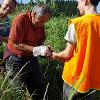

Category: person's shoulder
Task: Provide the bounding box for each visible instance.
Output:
[12,12,28,23]
[70,15,89,24]
[14,12,25,19]
[72,15,98,26]
[77,14,98,24]
[73,14,98,22]
[68,16,82,24]
[73,16,83,22]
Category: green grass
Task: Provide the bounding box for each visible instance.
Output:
[45,16,70,52]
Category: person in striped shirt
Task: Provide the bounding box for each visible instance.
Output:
[0,0,16,73]
[0,0,16,43]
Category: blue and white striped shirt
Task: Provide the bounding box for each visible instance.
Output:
[0,16,10,37]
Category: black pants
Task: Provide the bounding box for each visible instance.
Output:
[5,55,45,100]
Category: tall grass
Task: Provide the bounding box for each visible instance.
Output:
[0,62,31,100]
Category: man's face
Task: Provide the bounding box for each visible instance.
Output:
[0,0,16,18]
[77,0,85,15]
[31,13,50,27]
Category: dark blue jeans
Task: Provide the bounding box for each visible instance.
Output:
[5,55,45,100]
[63,82,97,100]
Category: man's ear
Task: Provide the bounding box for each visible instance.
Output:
[31,12,37,18]
[84,0,89,5]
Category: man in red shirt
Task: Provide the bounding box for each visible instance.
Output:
[4,4,51,100]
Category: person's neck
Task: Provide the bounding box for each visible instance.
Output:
[85,5,97,14]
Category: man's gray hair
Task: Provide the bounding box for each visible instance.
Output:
[32,4,52,18]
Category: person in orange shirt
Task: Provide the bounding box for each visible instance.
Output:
[50,0,100,99]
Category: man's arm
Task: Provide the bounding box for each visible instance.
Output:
[14,43,33,53]
[14,43,52,57]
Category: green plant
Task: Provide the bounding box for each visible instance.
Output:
[0,42,6,59]
[45,16,70,52]
[0,62,30,100]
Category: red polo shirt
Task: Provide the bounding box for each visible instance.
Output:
[4,12,45,58]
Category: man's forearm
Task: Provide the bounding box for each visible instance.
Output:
[14,43,33,53]
[14,43,52,57]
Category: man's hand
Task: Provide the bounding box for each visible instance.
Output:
[33,45,53,57]
[43,46,53,57]
[47,52,58,60]
[14,43,33,53]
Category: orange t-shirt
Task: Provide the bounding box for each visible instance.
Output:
[62,14,100,93]
[4,12,45,58]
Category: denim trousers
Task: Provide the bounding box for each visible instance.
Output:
[63,82,97,100]
[5,55,45,100]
